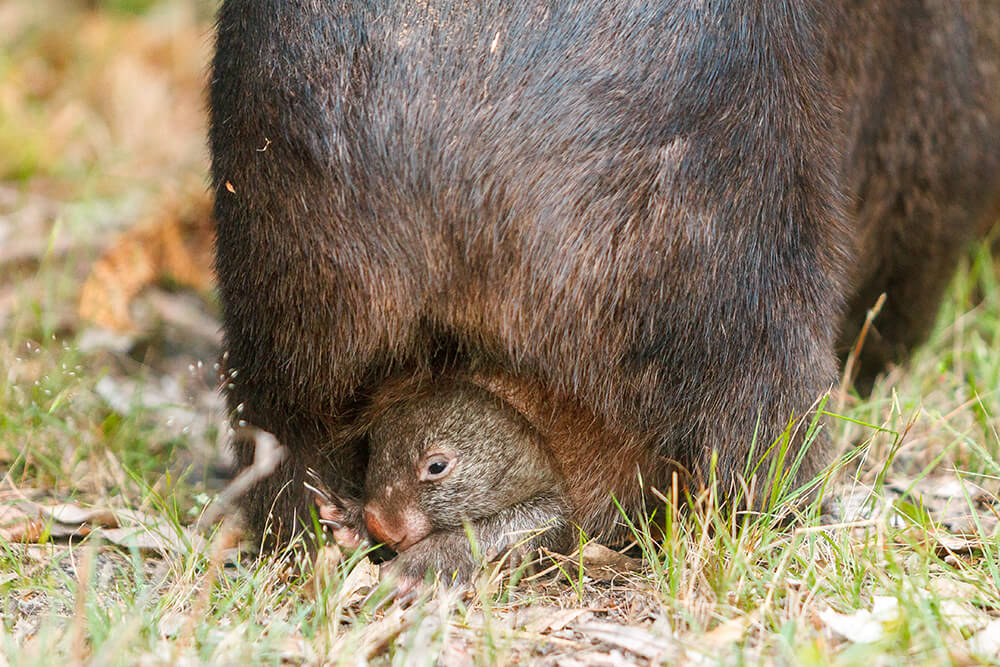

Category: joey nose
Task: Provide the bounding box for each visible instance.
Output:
[364,506,406,549]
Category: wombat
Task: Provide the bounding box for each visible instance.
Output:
[209,1,1000,558]
[317,377,573,581]
[830,4,1000,389]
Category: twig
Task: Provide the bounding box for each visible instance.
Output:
[198,427,287,528]
[838,292,886,406]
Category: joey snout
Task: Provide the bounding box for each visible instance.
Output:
[362,501,432,552]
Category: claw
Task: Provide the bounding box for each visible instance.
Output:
[303,477,332,506]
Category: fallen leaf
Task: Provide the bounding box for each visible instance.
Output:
[933,534,984,558]
[78,189,214,333]
[0,500,136,542]
[538,542,643,584]
[939,600,982,630]
[0,501,44,542]
[277,629,313,663]
[158,611,186,638]
[575,621,674,661]
[703,612,756,646]
[968,618,1000,657]
[884,475,999,535]
[557,650,637,667]
[819,596,900,644]
[580,542,642,572]
[95,522,208,556]
[929,577,984,601]
[438,639,474,667]
[307,544,344,586]
[42,504,118,527]
[341,557,380,602]
[328,601,411,663]
[522,607,592,634]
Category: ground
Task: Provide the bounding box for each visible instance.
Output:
[1,1,999,665]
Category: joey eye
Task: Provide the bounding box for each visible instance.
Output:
[419,453,455,481]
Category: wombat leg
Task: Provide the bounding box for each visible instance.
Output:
[383,493,573,588]
[836,9,1000,391]
[842,196,1000,393]
[841,230,969,393]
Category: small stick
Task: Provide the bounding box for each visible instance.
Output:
[838,292,886,406]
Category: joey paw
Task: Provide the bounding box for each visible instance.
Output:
[379,536,479,591]
[305,479,367,550]
[318,502,366,550]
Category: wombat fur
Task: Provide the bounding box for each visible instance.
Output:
[830,4,1000,388]
[209,1,1000,552]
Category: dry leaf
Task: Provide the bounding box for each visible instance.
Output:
[559,651,639,667]
[42,504,118,527]
[309,544,345,578]
[575,621,673,661]
[885,475,999,535]
[93,507,215,555]
[307,545,379,605]
[277,629,313,663]
[929,577,984,601]
[580,543,642,572]
[968,618,1000,657]
[703,612,756,646]
[0,501,215,556]
[933,534,984,557]
[78,189,214,333]
[938,600,982,630]
[158,611,187,639]
[540,542,643,583]
[328,601,411,664]
[438,640,474,667]
[0,501,44,542]
[0,499,99,541]
[94,525,205,555]
[522,607,592,634]
[819,596,900,644]
[340,558,380,603]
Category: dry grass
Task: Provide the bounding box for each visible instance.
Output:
[1,1,999,665]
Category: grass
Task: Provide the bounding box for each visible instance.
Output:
[2,1,999,664]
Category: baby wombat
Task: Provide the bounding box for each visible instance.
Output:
[320,378,574,582]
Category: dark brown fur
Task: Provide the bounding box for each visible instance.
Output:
[831,3,1000,387]
[209,1,1000,554]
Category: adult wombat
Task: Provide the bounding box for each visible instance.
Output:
[209,1,1000,554]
